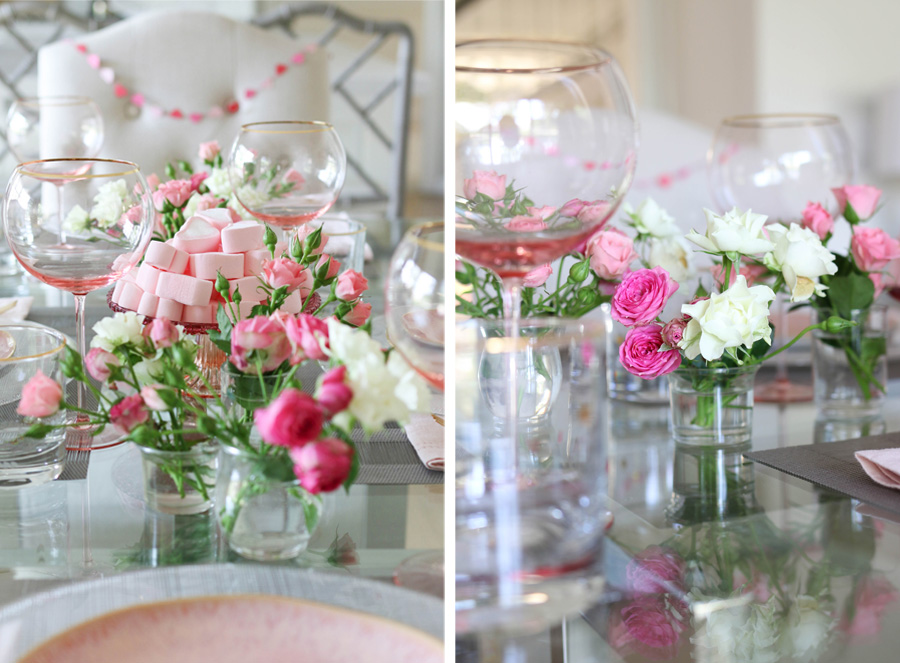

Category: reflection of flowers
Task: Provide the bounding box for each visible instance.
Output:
[838,574,899,637]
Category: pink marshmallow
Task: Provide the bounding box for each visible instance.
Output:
[156,298,184,322]
[112,279,127,302]
[171,217,221,254]
[163,240,190,273]
[189,252,244,280]
[156,272,214,307]
[144,240,176,270]
[282,289,304,314]
[135,263,162,294]
[228,276,266,302]
[194,208,235,231]
[223,300,258,323]
[182,304,214,325]
[221,220,265,254]
[137,291,159,317]
[114,281,144,311]
[243,248,271,276]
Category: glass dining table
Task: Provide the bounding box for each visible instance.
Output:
[458,363,900,662]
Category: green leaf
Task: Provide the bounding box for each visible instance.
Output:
[826,273,874,320]
[24,423,55,439]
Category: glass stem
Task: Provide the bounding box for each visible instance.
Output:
[774,295,789,382]
[500,276,524,473]
[74,293,88,417]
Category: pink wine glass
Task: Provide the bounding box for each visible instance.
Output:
[227,120,347,243]
[3,158,154,449]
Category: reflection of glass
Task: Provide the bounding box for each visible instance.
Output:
[456,318,609,634]
[708,114,853,403]
[3,159,154,449]
[385,222,444,392]
[228,121,347,241]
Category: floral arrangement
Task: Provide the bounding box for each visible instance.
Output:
[63,178,145,243]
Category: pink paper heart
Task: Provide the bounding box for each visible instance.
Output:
[245,89,256,100]
[87,53,101,69]
[75,44,87,53]
[207,106,223,118]
[189,113,204,123]
[114,83,128,98]
[130,93,144,107]
[291,52,306,64]
[99,67,115,84]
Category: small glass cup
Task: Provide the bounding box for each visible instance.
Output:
[0,324,68,487]
[306,216,367,275]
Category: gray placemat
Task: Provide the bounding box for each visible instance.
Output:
[746,433,900,513]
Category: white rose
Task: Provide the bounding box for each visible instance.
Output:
[645,236,696,282]
[133,358,164,386]
[779,595,833,662]
[182,192,203,220]
[691,592,781,663]
[228,185,268,214]
[205,167,234,198]
[624,198,679,238]
[687,208,774,259]
[679,275,775,361]
[90,312,145,352]
[387,351,430,414]
[90,178,128,228]
[63,204,91,233]
[763,223,837,302]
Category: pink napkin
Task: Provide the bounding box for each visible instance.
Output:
[404,398,444,472]
[855,448,900,488]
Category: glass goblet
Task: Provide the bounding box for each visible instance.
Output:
[6,96,104,162]
[456,39,638,323]
[3,158,154,449]
[385,222,444,392]
[227,120,347,242]
[708,113,854,402]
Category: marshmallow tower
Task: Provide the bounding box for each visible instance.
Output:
[111,210,282,325]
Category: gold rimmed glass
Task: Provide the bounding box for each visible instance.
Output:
[6,96,104,162]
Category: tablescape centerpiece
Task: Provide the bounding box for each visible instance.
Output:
[797,185,900,418]
[612,206,855,446]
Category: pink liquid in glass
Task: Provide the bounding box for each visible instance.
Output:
[456,226,599,278]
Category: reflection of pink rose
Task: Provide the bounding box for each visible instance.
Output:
[290,437,354,494]
[109,394,149,433]
[839,575,899,637]
[611,267,679,326]
[254,388,323,448]
[618,595,685,650]
[335,270,368,301]
[505,215,546,232]
[576,200,611,226]
[17,371,63,417]
[627,546,686,595]
[283,168,305,188]
[559,198,586,217]
[619,325,681,380]
[523,264,553,288]
[587,228,637,280]
[801,202,834,240]
[833,185,882,220]
[852,226,900,271]
[526,205,556,220]
[463,170,507,201]
[198,141,220,162]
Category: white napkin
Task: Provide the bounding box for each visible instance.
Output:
[0,297,32,323]
[856,448,900,489]
[405,396,444,472]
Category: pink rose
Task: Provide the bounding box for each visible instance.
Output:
[801,201,834,240]
[626,546,686,595]
[618,596,685,651]
[109,394,149,433]
[145,173,160,191]
[152,190,168,212]
[198,140,220,162]
[611,267,679,326]
[140,384,169,411]
[871,272,887,298]
[619,324,682,379]
[294,224,329,255]
[192,193,223,213]
[157,179,193,208]
[586,228,637,280]
[189,171,208,192]
[523,263,553,288]
[505,215,546,233]
[559,198,587,218]
[290,437,354,494]
[344,301,372,327]
[283,168,305,188]
[231,316,291,372]
[833,185,882,220]
[852,226,900,272]
[253,388,323,448]
[316,255,341,280]
[284,313,329,362]
[335,270,368,301]
[526,205,556,220]
[316,365,353,415]
[147,317,179,349]
[660,317,688,348]
[85,348,120,382]
[17,371,63,417]
[462,170,507,201]
[263,258,308,292]
[576,200,611,227]
[839,575,899,637]
[710,262,768,287]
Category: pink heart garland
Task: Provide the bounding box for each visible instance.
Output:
[275,64,288,75]
[207,106,224,118]
[170,109,184,119]
[99,67,115,84]
[189,113,204,123]
[245,89,256,100]
[148,105,164,118]
[291,52,306,64]
[260,77,273,89]
[75,44,87,53]
[87,53,101,69]
[114,83,128,98]
[130,93,145,107]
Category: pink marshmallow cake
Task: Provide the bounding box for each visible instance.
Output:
[18,595,443,663]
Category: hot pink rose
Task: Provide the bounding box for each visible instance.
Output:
[852,226,900,272]
[611,267,679,326]
[140,384,169,411]
[283,168,305,188]
[839,575,899,636]
[619,324,682,379]
[189,171,208,192]
[833,185,882,220]
[198,140,220,162]
[231,316,291,372]
[290,437,354,494]
[335,270,368,301]
[263,258,308,292]
[462,170,507,201]
[109,394,149,433]
[147,317,179,349]
[316,365,353,415]
[254,388,323,448]
[284,313,329,362]
[316,255,341,280]
[17,371,63,417]
[157,179,193,208]
[526,205,556,220]
[576,200,611,226]
[626,546,686,595]
[344,301,372,327]
[559,198,587,218]
[523,264,553,288]
[801,201,834,240]
[660,317,688,348]
[587,228,637,280]
[294,224,329,255]
[85,348,120,382]
[145,173,160,190]
[505,215,546,232]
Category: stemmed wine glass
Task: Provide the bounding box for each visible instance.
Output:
[227,121,347,243]
[708,114,853,402]
[3,158,154,449]
[455,40,638,325]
